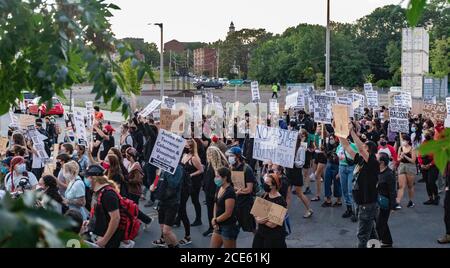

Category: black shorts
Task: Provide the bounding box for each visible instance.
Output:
[285,168,304,187]
[158,204,179,226]
[304,151,313,169]
[315,152,327,165]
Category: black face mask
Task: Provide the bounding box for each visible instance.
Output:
[263,184,272,193]
[267,169,274,174]
[183,148,189,154]
[380,141,387,147]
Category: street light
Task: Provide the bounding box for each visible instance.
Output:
[149,23,164,98]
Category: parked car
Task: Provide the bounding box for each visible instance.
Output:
[218,78,229,86]
[13,91,36,113]
[27,97,64,118]
[194,80,223,90]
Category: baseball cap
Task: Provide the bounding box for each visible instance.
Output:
[85,165,105,177]
[227,147,245,159]
[211,135,219,143]
[104,124,115,133]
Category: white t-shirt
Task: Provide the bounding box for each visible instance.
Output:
[65,177,86,200]
[58,169,68,196]
[5,172,38,192]
[32,152,44,169]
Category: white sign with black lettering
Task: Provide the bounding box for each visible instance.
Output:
[336,97,354,118]
[313,95,333,124]
[269,100,279,115]
[73,110,87,145]
[296,91,305,109]
[85,101,94,128]
[445,97,450,117]
[389,106,409,133]
[364,83,373,92]
[253,125,298,168]
[251,81,261,103]
[27,126,49,159]
[149,129,186,174]
[162,97,176,109]
[351,94,365,115]
[140,100,162,117]
[365,90,379,108]
[285,92,298,110]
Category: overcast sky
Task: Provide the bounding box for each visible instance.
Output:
[107,0,407,49]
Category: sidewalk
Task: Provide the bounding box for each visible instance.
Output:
[63,105,125,123]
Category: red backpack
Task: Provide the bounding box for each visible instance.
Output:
[92,186,141,241]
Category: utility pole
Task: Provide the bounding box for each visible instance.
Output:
[150,23,164,98]
[216,48,220,79]
[325,0,331,91]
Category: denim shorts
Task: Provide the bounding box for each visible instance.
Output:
[398,163,416,176]
[215,224,240,241]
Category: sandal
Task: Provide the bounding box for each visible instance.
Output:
[152,238,166,247]
[311,196,321,202]
[179,237,192,246]
[321,201,332,207]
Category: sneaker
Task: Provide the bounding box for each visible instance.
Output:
[437,234,450,244]
[179,237,192,247]
[342,210,352,218]
[152,238,167,247]
[309,173,316,182]
[433,196,440,205]
[144,200,154,208]
[423,199,434,205]
[350,214,358,222]
[407,201,415,208]
[202,229,213,237]
[303,187,312,195]
[394,204,402,210]
[303,209,313,218]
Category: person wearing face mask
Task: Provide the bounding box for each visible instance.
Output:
[377,134,398,170]
[226,146,257,234]
[93,124,115,161]
[55,153,71,196]
[410,123,423,150]
[62,161,88,220]
[395,135,417,209]
[365,121,380,144]
[60,143,75,160]
[418,131,440,206]
[1,157,12,178]
[4,156,38,193]
[124,147,144,205]
[210,167,239,248]
[322,134,342,208]
[38,175,67,214]
[252,173,287,248]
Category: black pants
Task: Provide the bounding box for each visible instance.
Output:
[206,195,215,230]
[252,232,286,248]
[423,166,439,198]
[445,190,450,235]
[144,163,157,202]
[376,208,392,245]
[176,189,191,237]
[191,177,202,222]
[272,92,278,98]
[128,193,152,225]
[32,167,44,181]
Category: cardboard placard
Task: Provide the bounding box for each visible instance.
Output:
[422,103,447,122]
[0,136,8,154]
[269,100,279,116]
[250,197,287,226]
[19,114,36,130]
[160,108,186,134]
[332,104,350,138]
[149,129,186,174]
[231,171,245,190]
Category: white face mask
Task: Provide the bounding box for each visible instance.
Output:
[228,156,236,165]
[63,171,73,180]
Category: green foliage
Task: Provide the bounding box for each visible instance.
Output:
[0,191,83,248]
[364,74,375,83]
[0,0,153,117]
[429,37,450,78]
[122,38,160,68]
[407,0,427,27]
[375,79,393,88]
[419,129,450,174]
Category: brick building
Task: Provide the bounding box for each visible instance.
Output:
[193,47,217,76]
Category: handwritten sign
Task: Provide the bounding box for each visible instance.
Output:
[313,95,333,124]
[149,129,186,174]
[365,90,379,108]
[285,92,298,110]
[351,94,365,115]
[251,81,261,103]
[85,101,94,128]
[422,103,447,122]
[250,197,287,226]
[364,83,373,92]
[160,108,185,134]
[332,104,350,138]
[336,97,354,118]
[446,97,450,117]
[231,171,245,190]
[162,97,176,109]
[19,114,36,130]
[139,99,162,117]
[253,125,298,168]
[269,100,279,115]
[389,106,409,133]
[73,110,87,144]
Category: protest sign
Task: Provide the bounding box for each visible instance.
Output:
[9,110,18,128]
[325,90,337,98]
[313,95,333,124]
[27,126,49,159]
[19,114,36,130]
[422,103,447,122]
[365,90,379,108]
[389,106,409,133]
[285,92,298,110]
[162,97,176,109]
[149,129,186,174]
[332,104,350,138]
[336,96,354,118]
[250,197,288,226]
[269,99,279,115]
[190,98,203,123]
[286,83,314,95]
[364,83,373,92]
[139,99,162,117]
[446,97,450,117]
[351,94,365,115]
[390,86,403,93]
[251,81,261,103]
[296,92,306,109]
[424,96,437,104]
[0,136,8,155]
[85,101,94,128]
[231,171,245,190]
[253,125,298,168]
[73,110,87,144]
[160,108,186,134]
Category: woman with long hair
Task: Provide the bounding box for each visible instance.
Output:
[39,175,67,214]
[106,154,128,197]
[181,139,204,226]
[395,134,417,209]
[312,124,327,202]
[62,161,88,220]
[301,129,314,195]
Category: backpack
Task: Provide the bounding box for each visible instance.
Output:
[153,168,183,203]
[93,186,141,241]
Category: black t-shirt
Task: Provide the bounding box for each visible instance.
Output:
[256,195,287,238]
[232,163,256,205]
[93,187,123,247]
[99,135,115,161]
[279,175,289,200]
[92,132,102,157]
[352,153,379,205]
[215,185,237,226]
[366,130,380,143]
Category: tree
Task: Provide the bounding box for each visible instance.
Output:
[0,0,152,118]
[315,72,325,89]
[430,37,450,78]
[122,38,160,68]
[385,41,402,85]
